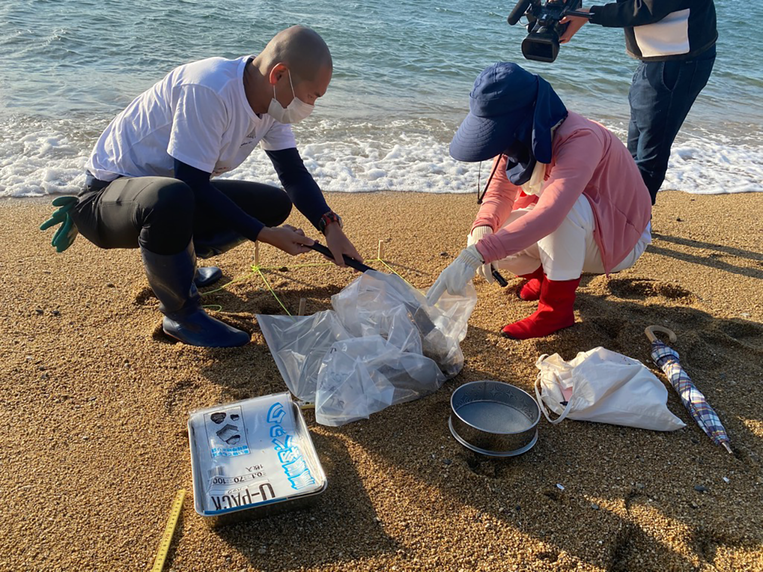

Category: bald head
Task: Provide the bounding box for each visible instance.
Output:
[261,25,332,83]
[245,26,332,114]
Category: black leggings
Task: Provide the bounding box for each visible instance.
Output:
[72,177,292,254]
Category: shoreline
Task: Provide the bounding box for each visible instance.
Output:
[4,187,763,203]
[1,191,762,571]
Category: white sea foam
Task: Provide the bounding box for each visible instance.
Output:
[2,0,762,200]
[1,116,761,198]
[0,117,89,197]
[664,139,763,194]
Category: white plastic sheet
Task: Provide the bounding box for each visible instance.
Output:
[257,270,477,426]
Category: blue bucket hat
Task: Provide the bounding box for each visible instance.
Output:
[449,62,568,164]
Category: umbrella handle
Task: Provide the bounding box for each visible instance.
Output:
[645,325,677,344]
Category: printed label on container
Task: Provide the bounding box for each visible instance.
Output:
[203,405,250,458]
[190,393,324,514]
[267,400,318,492]
[208,481,277,511]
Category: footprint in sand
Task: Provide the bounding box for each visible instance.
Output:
[607,278,693,300]
[717,320,763,342]
[133,285,155,305]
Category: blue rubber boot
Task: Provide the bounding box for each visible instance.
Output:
[140,241,250,347]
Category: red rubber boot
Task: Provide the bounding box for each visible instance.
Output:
[517,266,544,301]
[501,276,581,340]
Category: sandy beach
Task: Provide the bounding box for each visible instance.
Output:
[1,190,762,572]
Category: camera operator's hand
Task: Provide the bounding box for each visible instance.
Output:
[560,8,590,44]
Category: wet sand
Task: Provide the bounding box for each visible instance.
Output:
[1,191,762,571]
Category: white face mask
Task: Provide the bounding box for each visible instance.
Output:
[267,70,314,124]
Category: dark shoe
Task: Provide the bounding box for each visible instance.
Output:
[194,229,245,259]
[501,276,580,340]
[140,242,250,347]
[517,266,544,301]
[194,266,222,288]
[161,308,249,348]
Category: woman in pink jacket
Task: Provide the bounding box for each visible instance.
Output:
[427,63,652,340]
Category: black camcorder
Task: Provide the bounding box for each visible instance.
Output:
[507,0,590,63]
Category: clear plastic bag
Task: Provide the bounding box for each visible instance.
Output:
[257,270,477,426]
[256,311,349,402]
[314,336,445,426]
[331,271,476,377]
[331,275,422,354]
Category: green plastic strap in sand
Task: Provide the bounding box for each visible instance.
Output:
[200,247,417,315]
[253,264,293,316]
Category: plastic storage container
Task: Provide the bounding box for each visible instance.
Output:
[188,392,326,526]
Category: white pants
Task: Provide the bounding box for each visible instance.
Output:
[492,195,651,281]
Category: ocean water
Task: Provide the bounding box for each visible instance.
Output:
[1,0,761,197]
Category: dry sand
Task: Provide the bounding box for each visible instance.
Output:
[1,191,762,572]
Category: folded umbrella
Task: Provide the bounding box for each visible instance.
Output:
[645,325,732,454]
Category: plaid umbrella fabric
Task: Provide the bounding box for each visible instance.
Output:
[646,326,732,454]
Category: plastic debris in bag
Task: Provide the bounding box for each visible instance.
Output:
[331,271,476,378]
[315,336,446,426]
[257,311,349,402]
[257,270,477,425]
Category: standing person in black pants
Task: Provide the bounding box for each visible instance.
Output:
[560,0,717,205]
[41,25,361,348]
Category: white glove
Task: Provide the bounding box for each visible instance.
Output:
[467,226,495,284]
[427,245,483,305]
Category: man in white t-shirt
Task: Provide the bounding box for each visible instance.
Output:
[45,25,361,348]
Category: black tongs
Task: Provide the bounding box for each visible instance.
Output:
[309,241,372,272]
[310,241,508,286]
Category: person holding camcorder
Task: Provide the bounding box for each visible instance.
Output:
[560,0,717,205]
[427,63,652,340]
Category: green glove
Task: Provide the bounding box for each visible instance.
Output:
[40,195,79,253]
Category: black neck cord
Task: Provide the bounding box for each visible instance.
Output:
[477,155,504,204]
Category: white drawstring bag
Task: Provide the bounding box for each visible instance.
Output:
[534,347,686,431]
